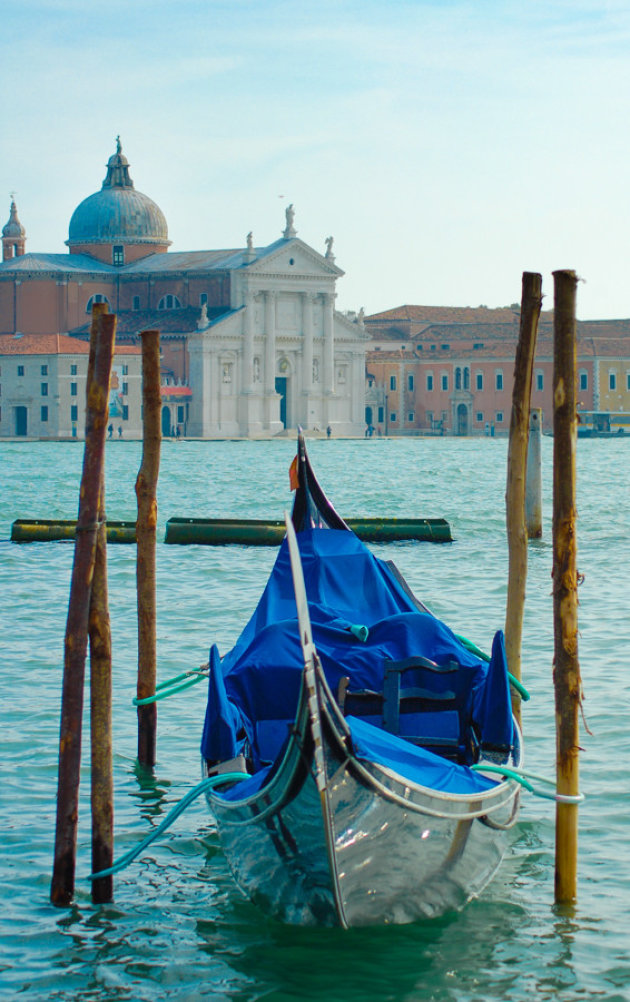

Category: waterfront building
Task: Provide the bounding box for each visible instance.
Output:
[0,333,141,439]
[0,140,368,439]
[365,306,630,435]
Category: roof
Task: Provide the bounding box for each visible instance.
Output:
[68,305,230,338]
[0,332,140,356]
[160,385,192,398]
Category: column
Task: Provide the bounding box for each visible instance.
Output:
[323,292,335,396]
[242,291,255,393]
[264,291,277,395]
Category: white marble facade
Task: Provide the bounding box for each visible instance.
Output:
[187,231,368,437]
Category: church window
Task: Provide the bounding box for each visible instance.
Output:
[463,367,470,389]
[113,245,124,266]
[158,294,182,310]
[86,294,110,313]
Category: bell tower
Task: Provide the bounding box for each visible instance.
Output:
[2,197,26,260]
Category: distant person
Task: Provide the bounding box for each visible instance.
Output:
[118,426,123,438]
[326,424,332,439]
[108,424,113,439]
[176,425,181,439]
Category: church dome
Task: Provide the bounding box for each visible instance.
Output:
[67,138,170,248]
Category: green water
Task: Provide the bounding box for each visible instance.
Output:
[1,437,628,1001]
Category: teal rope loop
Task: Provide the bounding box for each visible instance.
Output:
[88,771,249,881]
[471,763,584,804]
[133,667,209,706]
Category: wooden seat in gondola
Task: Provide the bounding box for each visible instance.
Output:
[337,656,479,764]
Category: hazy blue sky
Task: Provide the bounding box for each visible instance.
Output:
[2,0,629,319]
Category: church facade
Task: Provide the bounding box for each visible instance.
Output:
[0,140,368,438]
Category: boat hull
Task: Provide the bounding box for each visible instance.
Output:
[207,666,521,927]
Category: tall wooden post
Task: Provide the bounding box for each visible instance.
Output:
[88,303,115,904]
[51,312,116,907]
[505,272,542,728]
[136,330,162,768]
[552,269,581,903]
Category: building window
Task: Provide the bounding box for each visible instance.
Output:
[390,412,397,423]
[627,372,630,391]
[86,294,109,313]
[41,364,48,375]
[70,382,77,396]
[441,373,448,391]
[113,245,124,266]
[426,410,434,427]
[71,364,78,375]
[441,344,450,351]
[609,371,617,390]
[132,295,141,311]
[41,383,48,396]
[41,405,48,422]
[122,364,129,375]
[496,371,504,391]
[476,412,483,422]
[407,411,415,423]
[496,412,504,422]
[122,405,129,421]
[455,367,462,390]
[389,375,397,391]
[426,373,434,391]
[463,367,470,390]
[536,371,544,391]
[200,293,208,306]
[158,294,182,310]
[17,365,24,377]
[71,405,78,422]
[378,406,384,423]
[476,372,483,390]
[122,382,129,395]
[177,405,185,424]
[407,373,414,391]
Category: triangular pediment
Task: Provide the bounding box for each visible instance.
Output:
[246,238,344,279]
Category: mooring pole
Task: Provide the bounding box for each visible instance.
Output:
[552,269,581,904]
[51,313,116,907]
[136,330,162,768]
[505,272,542,728]
[525,408,543,539]
[88,304,115,904]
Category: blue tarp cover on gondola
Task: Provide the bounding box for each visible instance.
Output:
[201,528,513,774]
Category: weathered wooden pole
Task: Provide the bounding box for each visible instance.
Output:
[525,408,543,539]
[552,269,582,904]
[505,272,542,728]
[51,312,116,907]
[88,303,115,904]
[136,330,162,768]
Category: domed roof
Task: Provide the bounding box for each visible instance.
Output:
[67,138,170,248]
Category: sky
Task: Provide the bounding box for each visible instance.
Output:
[2,0,629,320]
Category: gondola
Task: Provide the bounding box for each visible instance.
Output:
[201,435,522,926]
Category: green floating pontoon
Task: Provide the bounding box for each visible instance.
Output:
[10,519,137,544]
[164,516,452,546]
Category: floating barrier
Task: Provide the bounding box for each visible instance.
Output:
[164,516,453,545]
[11,519,137,544]
[11,516,453,546]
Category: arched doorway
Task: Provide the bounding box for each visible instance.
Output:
[457,403,468,436]
[161,405,172,436]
